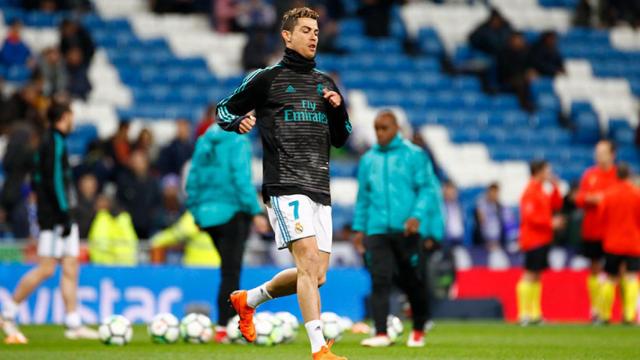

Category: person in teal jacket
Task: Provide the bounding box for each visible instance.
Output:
[352,110,441,348]
[185,123,269,342]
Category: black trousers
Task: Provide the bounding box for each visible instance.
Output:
[365,233,430,333]
[203,213,251,326]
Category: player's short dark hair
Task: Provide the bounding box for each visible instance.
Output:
[47,101,71,124]
[530,160,548,176]
[488,182,500,191]
[374,109,398,124]
[617,162,631,180]
[281,7,319,32]
[599,139,617,154]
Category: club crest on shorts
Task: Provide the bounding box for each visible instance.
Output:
[295,222,304,234]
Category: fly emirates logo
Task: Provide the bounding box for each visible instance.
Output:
[284,100,328,124]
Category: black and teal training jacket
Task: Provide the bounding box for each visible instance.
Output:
[33,128,72,229]
[217,48,352,206]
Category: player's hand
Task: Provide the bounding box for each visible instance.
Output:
[61,217,72,237]
[352,231,365,255]
[323,88,342,108]
[585,193,603,205]
[552,215,565,230]
[404,218,420,236]
[253,215,270,234]
[239,115,256,134]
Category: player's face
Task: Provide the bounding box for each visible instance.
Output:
[374,114,399,147]
[595,141,614,168]
[283,18,319,59]
[59,111,74,134]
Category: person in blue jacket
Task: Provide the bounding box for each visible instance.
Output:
[185,123,269,342]
[353,110,442,348]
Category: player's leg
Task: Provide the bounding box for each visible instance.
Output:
[2,228,61,344]
[621,257,639,324]
[529,246,548,323]
[60,224,98,339]
[208,214,250,342]
[393,234,429,347]
[517,247,542,325]
[584,241,604,320]
[599,253,620,323]
[361,234,395,347]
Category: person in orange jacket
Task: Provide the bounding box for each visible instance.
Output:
[517,160,564,325]
[575,140,618,318]
[598,163,640,324]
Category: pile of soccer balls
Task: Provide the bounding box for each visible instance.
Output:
[98,311,358,346]
[98,312,213,345]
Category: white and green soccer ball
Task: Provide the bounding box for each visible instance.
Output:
[338,316,354,334]
[99,315,133,346]
[321,312,342,341]
[226,315,247,344]
[254,316,276,346]
[387,315,404,341]
[274,311,298,343]
[180,313,213,344]
[148,313,180,344]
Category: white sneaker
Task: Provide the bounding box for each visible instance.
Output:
[406,330,425,347]
[360,335,393,347]
[2,319,28,344]
[65,326,100,340]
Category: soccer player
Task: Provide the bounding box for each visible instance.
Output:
[352,110,440,347]
[575,140,617,319]
[184,123,269,342]
[1,102,98,343]
[517,160,563,325]
[598,163,640,324]
[216,7,351,360]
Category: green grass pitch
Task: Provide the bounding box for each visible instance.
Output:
[1,322,639,359]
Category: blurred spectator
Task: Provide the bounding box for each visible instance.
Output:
[235,0,277,32]
[59,19,95,66]
[0,124,38,238]
[214,0,235,33]
[116,151,161,239]
[242,30,274,71]
[88,194,138,265]
[357,0,392,38]
[474,183,506,247]
[65,46,91,100]
[151,0,203,14]
[601,0,640,28]
[74,173,99,239]
[497,32,535,112]
[108,120,132,175]
[156,119,194,176]
[443,181,465,246]
[154,174,185,230]
[528,31,565,77]
[195,104,216,138]
[37,47,68,97]
[468,8,513,56]
[133,127,157,162]
[314,4,340,54]
[150,212,220,267]
[0,82,46,133]
[0,19,32,68]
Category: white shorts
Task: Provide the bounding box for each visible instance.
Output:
[267,194,333,253]
[37,224,79,259]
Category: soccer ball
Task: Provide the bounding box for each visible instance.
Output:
[274,312,298,343]
[321,312,342,341]
[226,315,246,344]
[254,317,275,346]
[387,315,404,341]
[148,313,180,344]
[99,315,133,346]
[266,314,285,345]
[339,316,354,334]
[180,313,213,344]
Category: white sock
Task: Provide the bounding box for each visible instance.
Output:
[2,298,19,321]
[246,283,272,309]
[305,320,326,353]
[65,311,82,329]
